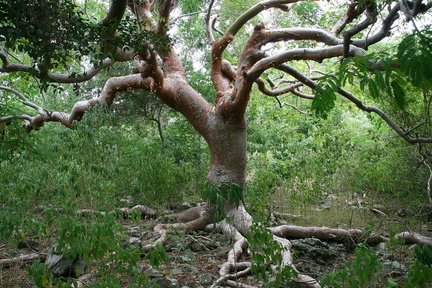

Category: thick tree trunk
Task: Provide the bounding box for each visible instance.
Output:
[204,112,253,234]
[206,113,248,187]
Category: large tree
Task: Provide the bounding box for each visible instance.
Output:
[2,0,432,286]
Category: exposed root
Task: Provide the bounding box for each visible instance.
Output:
[270,225,432,249]
[272,211,306,219]
[74,273,99,288]
[143,205,214,252]
[3,203,432,287]
[207,205,321,287]
[270,225,389,244]
[0,253,46,268]
[119,205,158,217]
[395,231,432,248]
[159,204,432,287]
[213,220,250,286]
[273,235,320,288]
[224,280,257,288]
[210,264,252,288]
[76,204,157,218]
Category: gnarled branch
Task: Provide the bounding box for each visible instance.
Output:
[275,64,432,144]
[331,1,365,36]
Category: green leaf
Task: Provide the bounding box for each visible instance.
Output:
[348,278,359,288]
[398,30,432,89]
[384,278,399,288]
[414,245,432,267]
[368,79,380,100]
[312,80,337,119]
[390,80,406,109]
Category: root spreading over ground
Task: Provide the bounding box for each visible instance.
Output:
[1,203,432,288]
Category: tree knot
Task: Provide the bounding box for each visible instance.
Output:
[254,22,265,32]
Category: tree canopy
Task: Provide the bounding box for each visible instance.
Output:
[1,0,432,142]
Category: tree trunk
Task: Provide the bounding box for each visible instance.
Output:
[204,112,253,234]
[206,113,248,188]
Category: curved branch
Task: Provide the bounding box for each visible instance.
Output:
[342,0,377,57]
[1,45,135,83]
[205,0,218,43]
[337,2,432,50]
[210,0,309,94]
[0,47,34,74]
[99,0,128,36]
[211,15,224,37]
[282,103,312,115]
[291,89,314,100]
[247,45,365,81]
[351,3,400,49]
[0,86,47,117]
[0,86,72,131]
[337,87,432,143]
[263,28,342,46]
[0,114,33,124]
[211,0,315,59]
[171,10,207,23]
[255,77,303,97]
[47,59,115,83]
[338,1,432,51]
[157,0,177,35]
[276,64,432,144]
[18,74,155,132]
[1,0,133,84]
[224,0,293,39]
[69,74,155,122]
[331,1,365,36]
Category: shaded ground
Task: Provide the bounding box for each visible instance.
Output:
[0,223,352,288]
[1,193,431,287]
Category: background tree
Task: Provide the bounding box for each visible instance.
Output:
[1,0,432,286]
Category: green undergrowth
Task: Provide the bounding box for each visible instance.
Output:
[245,105,429,226]
[321,244,432,288]
[1,93,431,287]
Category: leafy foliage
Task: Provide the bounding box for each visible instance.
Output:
[0,120,34,163]
[0,0,166,69]
[246,223,297,287]
[1,1,432,286]
[397,28,432,89]
[321,245,432,288]
[204,181,244,222]
[147,243,169,268]
[26,212,153,288]
[320,244,382,288]
[0,0,98,68]
[311,75,338,119]
[404,245,432,287]
[337,53,410,110]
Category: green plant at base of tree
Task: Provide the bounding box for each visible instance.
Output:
[204,181,245,223]
[246,223,298,287]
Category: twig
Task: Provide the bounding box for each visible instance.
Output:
[370,207,387,217]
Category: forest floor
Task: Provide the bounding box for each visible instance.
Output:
[1,192,431,288]
[0,221,354,288]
